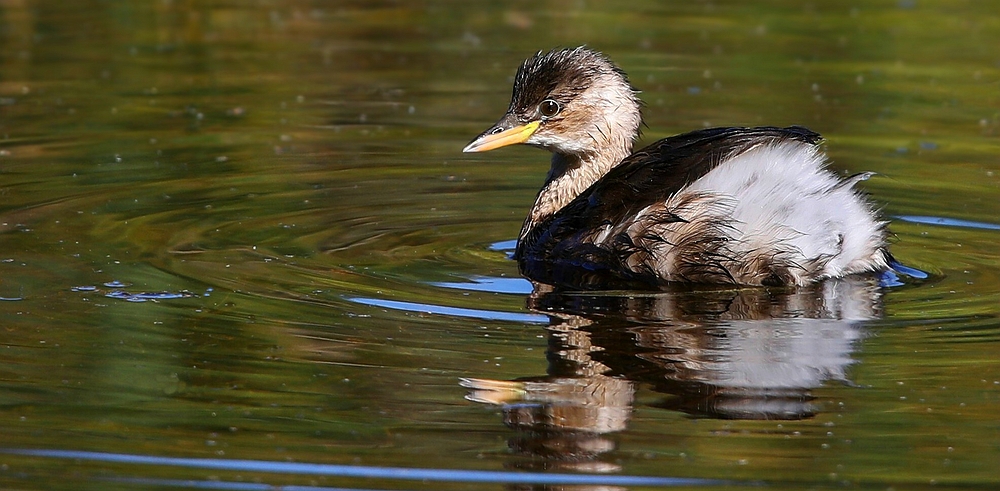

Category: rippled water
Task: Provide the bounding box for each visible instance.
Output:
[1,2,999,490]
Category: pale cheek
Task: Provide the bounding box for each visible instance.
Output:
[528,132,591,154]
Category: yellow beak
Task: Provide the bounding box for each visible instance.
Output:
[463,120,540,153]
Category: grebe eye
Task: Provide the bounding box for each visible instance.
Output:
[538,99,560,118]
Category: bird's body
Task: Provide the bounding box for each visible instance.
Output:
[464,47,889,290]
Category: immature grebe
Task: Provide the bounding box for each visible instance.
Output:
[464,47,889,289]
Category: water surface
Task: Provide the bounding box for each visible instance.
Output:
[1,1,999,490]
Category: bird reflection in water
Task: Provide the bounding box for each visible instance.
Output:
[461,276,882,474]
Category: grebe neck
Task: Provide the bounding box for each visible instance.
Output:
[519,145,631,240]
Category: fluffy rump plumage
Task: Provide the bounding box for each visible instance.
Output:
[621,140,888,286]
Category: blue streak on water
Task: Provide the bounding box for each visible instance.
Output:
[72,285,197,302]
[3,449,725,487]
[888,260,929,280]
[105,290,194,302]
[346,297,548,324]
[895,215,1000,231]
[431,275,533,294]
[488,239,517,251]
[879,269,903,288]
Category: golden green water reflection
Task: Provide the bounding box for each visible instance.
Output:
[1,1,999,490]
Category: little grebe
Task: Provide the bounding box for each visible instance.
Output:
[464,47,889,289]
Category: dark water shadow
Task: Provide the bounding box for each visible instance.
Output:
[462,276,883,476]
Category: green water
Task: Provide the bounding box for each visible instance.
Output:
[1,1,999,490]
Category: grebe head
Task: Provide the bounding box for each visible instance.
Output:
[463,47,642,161]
